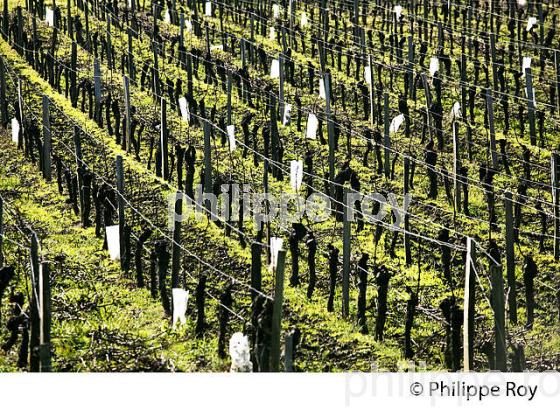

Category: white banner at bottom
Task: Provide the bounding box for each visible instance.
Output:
[0,372,558,409]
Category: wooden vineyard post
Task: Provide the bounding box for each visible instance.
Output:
[284,331,294,372]
[368,55,375,125]
[116,155,126,270]
[403,157,411,265]
[130,0,136,16]
[70,42,77,108]
[84,0,90,50]
[504,191,518,324]
[42,95,51,181]
[421,73,433,141]
[251,242,262,302]
[489,33,498,92]
[180,12,185,49]
[127,28,135,81]
[40,261,51,372]
[490,257,507,371]
[192,0,201,38]
[160,97,169,180]
[460,36,467,113]
[270,249,286,372]
[73,126,85,227]
[555,51,560,116]
[226,70,232,126]
[453,118,461,214]
[0,57,7,127]
[270,94,280,178]
[525,67,536,146]
[320,0,328,46]
[153,39,160,100]
[186,53,193,95]
[2,0,7,40]
[67,0,73,40]
[205,23,210,55]
[407,36,414,99]
[263,159,271,263]
[123,76,132,153]
[47,27,56,87]
[15,7,22,52]
[352,0,359,42]
[486,89,498,169]
[325,72,335,193]
[552,152,560,260]
[383,92,391,178]
[94,58,102,125]
[240,39,246,69]
[106,15,113,69]
[463,237,476,371]
[171,191,182,289]
[218,3,225,50]
[278,53,285,121]
[317,42,325,75]
[342,188,350,318]
[29,233,40,372]
[203,121,212,212]
[288,0,296,47]
[0,197,3,266]
[17,78,24,150]
[178,32,186,69]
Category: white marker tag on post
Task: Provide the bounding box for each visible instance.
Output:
[364,66,372,84]
[227,124,236,152]
[270,237,284,270]
[11,118,19,144]
[290,160,303,191]
[283,103,292,126]
[526,16,537,31]
[270,59,280,79]
[178,97,190,122]
[269,26,276,40]
[306,113,318,139]
[185,20,193,32]
[429,57,439,77]
[394,5,403,20]
[229,332,252,372]
[301,12,308,27]
[273,4,280,19]
[389,114,405,134]
[205,1,212,16]
[172,288,189,328]
[106,225,120,261]
[451,102,462,120]
[46,8,54,27]
[164,9,171,23]
[319,78,326,99]
[522,57,532,77]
